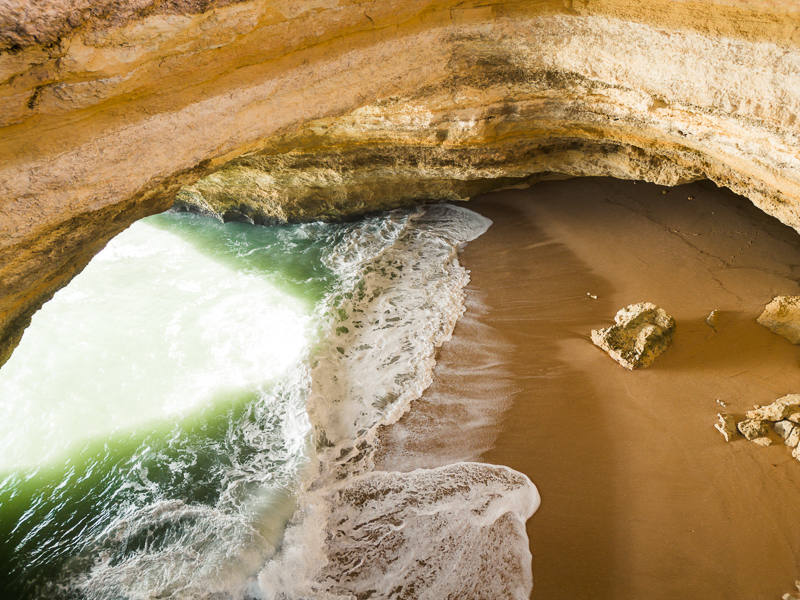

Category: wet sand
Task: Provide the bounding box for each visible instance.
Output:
[378,177,800,599]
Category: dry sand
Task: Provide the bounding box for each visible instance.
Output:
[377,177,800,599]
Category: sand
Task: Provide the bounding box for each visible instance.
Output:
[376,177,800,599]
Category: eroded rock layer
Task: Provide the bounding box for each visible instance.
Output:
[3,0,800,363]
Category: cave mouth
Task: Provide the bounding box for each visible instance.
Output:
[0,209,323,599]
[0,196,533,599]
[3,173,800,599]
[4,0,800,596]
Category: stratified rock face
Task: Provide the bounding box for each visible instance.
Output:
[4,0,800,364]
[758,296,800,344]
[591,302,676,370]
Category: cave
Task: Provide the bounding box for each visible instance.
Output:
[2,0,800,598]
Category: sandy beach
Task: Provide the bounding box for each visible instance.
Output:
[378,176,800,599]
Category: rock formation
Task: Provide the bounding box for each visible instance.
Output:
[782,580,800,600]
[737,419,768,441]
[722,395,800,460]
[776,420,800,448]
[706,310,720,331]
[747,394,800,422]
[758,296,800,344]
[590,302,675,370]
[4,1,800,364]
[715,413,737,442]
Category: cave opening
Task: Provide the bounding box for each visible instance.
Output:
[3,171,800,599]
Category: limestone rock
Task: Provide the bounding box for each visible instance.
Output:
[758,297,800,344]
[6,1,800,367]
[714,413,737,442]
[775,420,796,440]
[787,428,800,449]
[590,303,676,370]
[746,395,800,421]
[737,419,768,441]
[752,437,773,447]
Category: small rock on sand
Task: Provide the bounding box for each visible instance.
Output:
[775,420,796,439]
[787,428,800,448]
[591,302,675,370]
[714,413,737,442]
[746,394,800,421]
[758,296,800,344]
[737,419,768,440]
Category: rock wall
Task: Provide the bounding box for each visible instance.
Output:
[2,0,800,365]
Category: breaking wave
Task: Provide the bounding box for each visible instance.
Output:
[0,203,538,600]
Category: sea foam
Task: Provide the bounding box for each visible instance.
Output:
[0,204,539,600]
[260,463,538,600]
[256,204,540,599]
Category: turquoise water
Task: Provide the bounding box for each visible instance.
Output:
[0,211,340,598]
[0,204,537,600]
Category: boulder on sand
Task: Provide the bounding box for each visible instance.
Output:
[746,394,800,422]
[715,413,737,442]
[591,303,676,370]
[737,419,769,440]
[758,296,800,344]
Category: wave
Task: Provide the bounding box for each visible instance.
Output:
[261,463,538,600]
[1,203,538,599]
[256,204,540,600]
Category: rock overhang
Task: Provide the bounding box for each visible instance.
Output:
[2,0,800,365]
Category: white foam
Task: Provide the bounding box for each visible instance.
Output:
[256,205,541,600]
[375,289,517,471]
[306,204,492,466]
[73,494,296,600]
[11,204,538,599]
[258,463,539,600]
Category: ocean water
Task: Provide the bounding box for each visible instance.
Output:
[0,204,538,599]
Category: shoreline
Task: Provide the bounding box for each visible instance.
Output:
[379,177,800,599]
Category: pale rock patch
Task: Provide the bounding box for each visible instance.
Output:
[737,419,769,441]
[758,296,800,344]
[775,420,797,440]
[590,302,675,370]
[714,413,737,442]
[787,428,800,449]
[747,394,800,422]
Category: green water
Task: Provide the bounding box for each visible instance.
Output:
[0,211,344,598]
[0,203,506,600]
